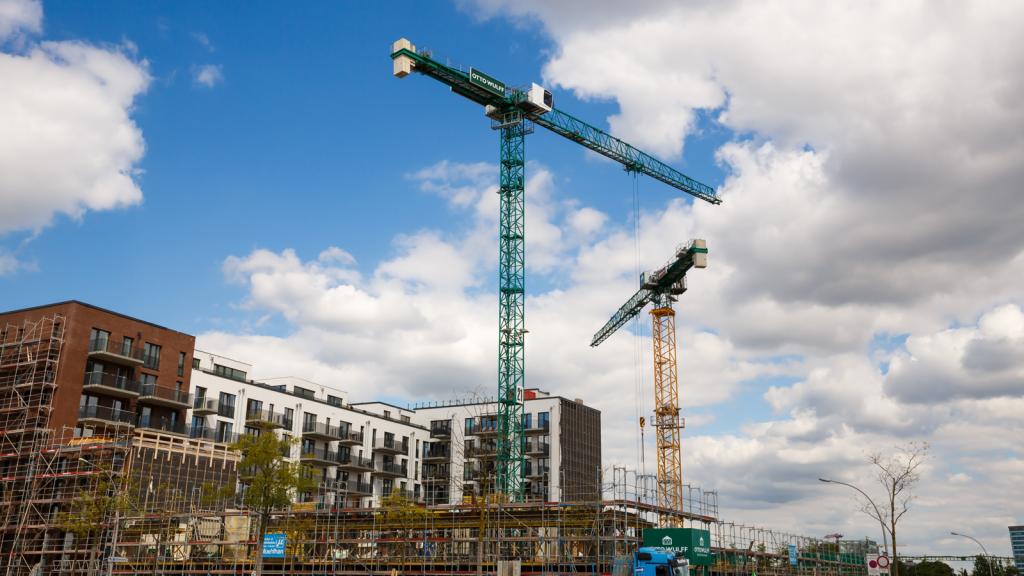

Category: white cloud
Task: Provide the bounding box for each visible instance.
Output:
[0,33,150,236]
[192,63,223,88]
[0,0,41,41]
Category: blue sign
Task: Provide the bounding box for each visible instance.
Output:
[263,533,286,558]
[789,544,798,566]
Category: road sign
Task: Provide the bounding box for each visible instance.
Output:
[867,554,891,576]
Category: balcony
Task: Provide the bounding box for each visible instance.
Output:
[336,429,364,446]
[422,468,450,483]
[373,461,408,478]
[300,447,339,467]
[385,489,418,502]
[525,442,550,457]
[87,338,145,366]
[465,420,499,437]
[525,466,548,478]
[188,425,237,444]
[373,437,407,455]
[466,444,497,459]
[82,371,140,398]
[192,397,218,415]
[245,408,288,429]
[138,384,191,409]
[524,421,550,435]
[302,421,343,441]
[78,405,134,428]
[136,415,187,436]
[430,424,452,439]
[422,445,450,462]
[346,480,373,495]
[337,454,374,472]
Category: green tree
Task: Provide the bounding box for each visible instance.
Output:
[57,466,136,573]
[231,431,315,576]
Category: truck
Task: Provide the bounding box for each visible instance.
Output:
[631,547,691,576]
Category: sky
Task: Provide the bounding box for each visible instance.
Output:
[2,0,1023,558]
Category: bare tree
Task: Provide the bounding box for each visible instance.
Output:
[862,442,929,576]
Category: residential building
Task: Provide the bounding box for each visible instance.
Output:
[0,301,196,439]
[410,389,602,505]
[190,350,425,508]
[1010,525,1024,573]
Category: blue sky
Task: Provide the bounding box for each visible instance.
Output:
[2,1,728,336]
[3,0,1023,554]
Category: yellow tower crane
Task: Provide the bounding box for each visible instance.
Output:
[590,239,708,519]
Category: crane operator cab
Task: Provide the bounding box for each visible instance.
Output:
[523,83,553,113]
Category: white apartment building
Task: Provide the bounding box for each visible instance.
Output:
[188,350,425,508]
[186,350,601,509]
[411,390,601,505]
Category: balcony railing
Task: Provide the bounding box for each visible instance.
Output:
[139,384,191,407]
[245,408,288,429]
[78,405,134,426]
[430,424,452,438]
[217,403,236,418]
[82,370,141,396]
[466,444,497,458]
[337,454,374,470]
[337,429,364,445]
[300,447,339,466]
[373,437,408,454]
[302,421,343,440]
[188,425,238,444]
[524,421,551,434]
[422,445,451,460]
[192,397,218,414]
[374,461,408,477]
[346,480,373,495]
[525,442,550,456]
[136,415,187,435]
[465,421,499,436]
[87,338,145,364]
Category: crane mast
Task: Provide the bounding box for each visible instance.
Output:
[392,38,719,502]
[592,240,708,521]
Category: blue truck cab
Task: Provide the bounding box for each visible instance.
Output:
[634,547,690,576]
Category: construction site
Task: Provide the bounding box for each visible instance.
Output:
[0,37,921,576]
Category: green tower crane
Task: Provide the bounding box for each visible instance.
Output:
[391,38,720,502]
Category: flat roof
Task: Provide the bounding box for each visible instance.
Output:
[0,300,193,337]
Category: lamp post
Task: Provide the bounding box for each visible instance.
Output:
[818,478,890,556]
[78,458,121,576]
[950,531,993,576]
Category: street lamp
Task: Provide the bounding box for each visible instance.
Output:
[78,458,121,576]
[950,531,993,576]
[818,478,890,556]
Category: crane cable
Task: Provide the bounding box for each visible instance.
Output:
[630,171,647,485]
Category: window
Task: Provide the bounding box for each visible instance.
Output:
[143,342,161,369]
[191,415,204,431]
[522,413,532,429]
[218,392,236,418]
[384,410,391,419]
[195,386,207,401]
[464,417,473,433]
[246,399,263,419]
[213,363,247,381]
[192,357,201,369]
[216,421,233,443]
[303,412,317,431]
[538,411,549,428]
[284,407,294,428]
[293,386,314,399]
[89,328,110,351]
[327,395,342,407]
[302,438,315,454]
[121,336,134,356]
[140,373,157,387]
[245,425,261,437]
[177,352,186,377]
[401,415,410,423]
